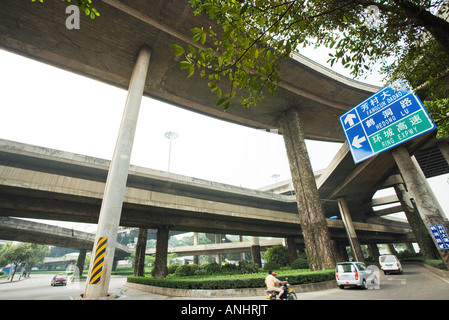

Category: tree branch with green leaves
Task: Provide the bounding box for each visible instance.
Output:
[172,0,449,137]
[31,0,99,19]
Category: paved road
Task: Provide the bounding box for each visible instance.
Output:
[0,264,448,300]
[300,263,449,300]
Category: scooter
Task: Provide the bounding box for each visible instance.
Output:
[265,279,297,300]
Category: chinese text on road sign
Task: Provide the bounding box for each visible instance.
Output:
[429,224,449,250]
[339,81,436,164]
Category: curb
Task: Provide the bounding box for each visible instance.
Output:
[125,280,337,298]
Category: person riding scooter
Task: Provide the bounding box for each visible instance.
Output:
[265,270,284,300]
[272,272,289,299]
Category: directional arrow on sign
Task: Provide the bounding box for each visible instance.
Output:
[352,135,366,148]
[344,113,357,127]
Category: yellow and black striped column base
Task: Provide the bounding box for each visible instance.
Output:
[89,237,108,285]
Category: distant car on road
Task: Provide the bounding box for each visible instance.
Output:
[379,254,403,274]
[51,274,68,286]
[336,261,375,289]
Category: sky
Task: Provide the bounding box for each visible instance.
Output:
[0,47,447,233]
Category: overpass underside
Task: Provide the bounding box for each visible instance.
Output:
[0,139,412,245]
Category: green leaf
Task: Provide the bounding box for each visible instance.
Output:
[180,61,192,70]
[170,44,185,56]
[188,67,195,78]
[200,32,207,45]
[216,98,228,107]
[240,3,248,16]
[190,27,202,34]
[188,45,196,55]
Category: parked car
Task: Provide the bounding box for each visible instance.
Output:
[335,261,375,289]
[379,254,403,274]
[51,274,68,286]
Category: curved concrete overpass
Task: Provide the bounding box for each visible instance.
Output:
[0,216,131,257]
[0,139,412,244]
[0,0,378,142]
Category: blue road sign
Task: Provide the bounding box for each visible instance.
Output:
[429,224,449,250]
[339,81,436,164]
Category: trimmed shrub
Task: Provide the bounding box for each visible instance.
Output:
[198,262,221,275]
[263,261,280,271]
[221,262,238,274]
[174,264,199,277]
[167,264,179,275]
[238,260,259,274]
[264,245,289,266]
[127,269,335,290]
[291,258,309,269]
[425,259,446,269]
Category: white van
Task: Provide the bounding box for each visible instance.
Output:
[379,255,403,274]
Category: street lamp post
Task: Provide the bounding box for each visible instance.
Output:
[165,131,178,172]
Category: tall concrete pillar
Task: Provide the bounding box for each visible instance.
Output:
[83,47,151,299]
[392,145,449,269]
[193,232,200,265]
[406,242,416,253]
[215,234,222,264]
[286,236,298,266]
[251,236,262,267]
[239,235,245,261]
[280,108,336,270]
[337,197,364,262]
[153,226,169,278]
[393,182,439,259]
[438,141,449,164]
[368,243,380,261]
[76,249,87,276]
[388,243,398,255]
[335,242,349,262]
[134,228,148,276]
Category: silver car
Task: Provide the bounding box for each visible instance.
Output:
[335,262,374,289]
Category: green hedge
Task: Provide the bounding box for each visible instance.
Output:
[127,269,335,290]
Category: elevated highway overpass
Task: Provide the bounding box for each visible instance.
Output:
[0,216,131,258]
[0,138,413,244]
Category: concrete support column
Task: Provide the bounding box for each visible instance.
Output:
[388,244,398,255]
[337,197,364,262]
[215,234,221,264]
[392,146,449,269]
[84,46,151,299]
[286,236,298,266]
[193,232,200,265]
[332,241,346,262]
[239,235,245,261]
[406,242,416,253]
[368,243,380,261]
[280,108,336,270]
[112,257,119,271]
[338,244,349,261]
[76,249,87,276]
[393,182,439,259]
[251,236,262,267]
[153,226,169,278]
[438,141,449,164]
[133,228,148,276]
